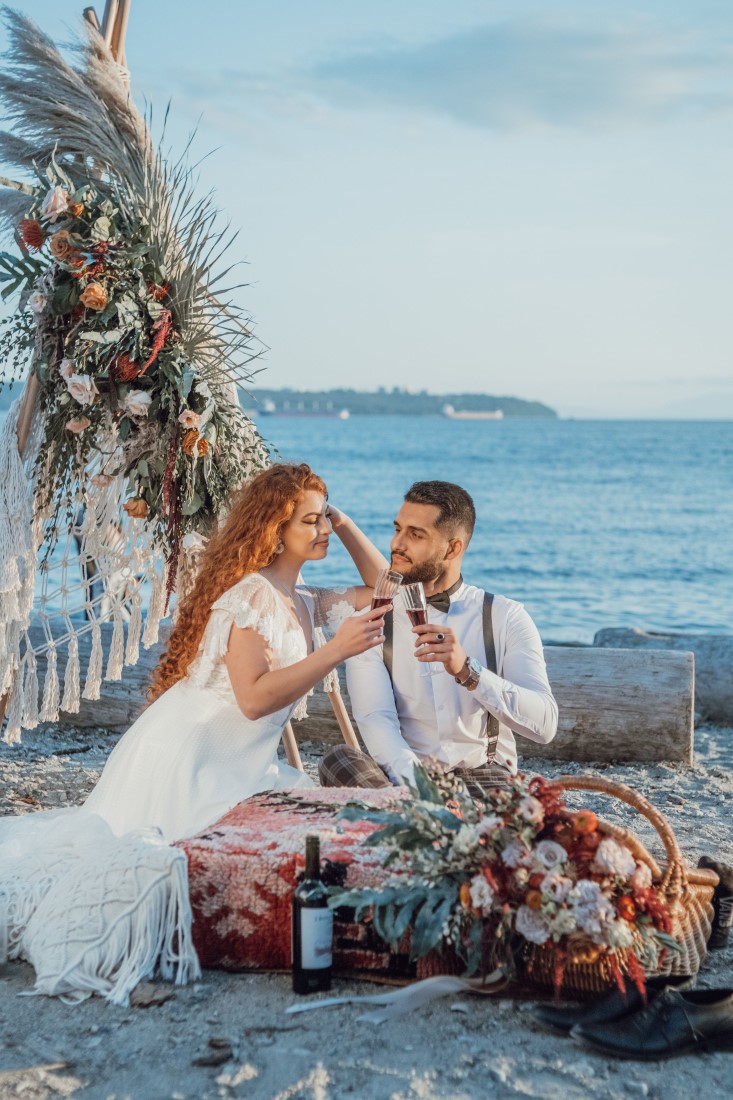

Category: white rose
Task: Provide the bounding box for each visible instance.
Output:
[28,290,47,314]
[514,868,530,889]
[630,862,653,892]
[573,892,616,937]
[122,390,153,418]
[468,874,495,915]
[571,879,604,907]
[501,839,531,869]
[178,408,202,429]
[532,840,567,872]
[541,873,574,903]
[41,185,70,222]
[515,905,551,946]
[518,795,544,826]
[182,531,208,554]
[66,373,99,406]
[59,358,75,380]
[591,839,636,880]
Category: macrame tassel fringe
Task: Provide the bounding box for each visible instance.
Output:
[106,612,124,681]
[60,635,80,714]
[2,671,24,745]
[142,567,166,648]
[39,645,60,723]
[22,648,39,730]
[82,623,103,701]
[125,592,142,667]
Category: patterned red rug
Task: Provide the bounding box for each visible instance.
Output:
[178,787,450,981]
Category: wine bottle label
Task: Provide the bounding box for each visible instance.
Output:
[298,909,333,969]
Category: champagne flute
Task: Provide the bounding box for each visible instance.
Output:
[371,568,403,610]
[403,581,430,676]
[402,581,427,627]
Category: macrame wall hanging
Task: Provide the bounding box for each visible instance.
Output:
[0,4,269,744]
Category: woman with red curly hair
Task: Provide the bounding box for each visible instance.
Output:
[83,463,390,842]
[0,464,390,1006]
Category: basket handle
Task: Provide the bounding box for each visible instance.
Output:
[549,774,688,898]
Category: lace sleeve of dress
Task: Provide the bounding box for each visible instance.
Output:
[303,585,358,636]
[189,575,283,687]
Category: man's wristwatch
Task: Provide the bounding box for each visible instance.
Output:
[455,656,482,691]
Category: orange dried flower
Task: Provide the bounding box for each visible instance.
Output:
[18,218,45,251]
[111,353,140,382]
[49,230,77,261]
[68,201,84,218]
[123,497,148,519]
[146,280,170,301]
[79,282,108,310]
[140,307,173,375]
[617,896,637,922]
[182,429,209,458]
[572,810,598,835]
[526,889,543,911]
[459,882,471,909]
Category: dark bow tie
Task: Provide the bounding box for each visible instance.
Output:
[425,577,463,613]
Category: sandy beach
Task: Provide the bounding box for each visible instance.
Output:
[1,718,732,1100]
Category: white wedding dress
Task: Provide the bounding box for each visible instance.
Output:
[0,574,355,1005]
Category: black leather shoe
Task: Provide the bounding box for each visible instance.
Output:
[698,856,733,950]
[571,987,733,1059]
[529,974,694,1034]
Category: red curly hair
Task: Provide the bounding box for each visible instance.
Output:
[149,463,327,700]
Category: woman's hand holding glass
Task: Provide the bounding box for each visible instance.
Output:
[331,603,392,661]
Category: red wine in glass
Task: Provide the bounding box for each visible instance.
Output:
[371,596,393,611]
[406,608,427,627]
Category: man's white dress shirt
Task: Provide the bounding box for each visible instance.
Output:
[346,582,558,784]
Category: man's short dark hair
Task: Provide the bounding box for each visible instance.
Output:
[404,481,476,544]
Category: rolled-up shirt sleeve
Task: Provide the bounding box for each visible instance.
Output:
[473,602,558,745]
[345,645,420,784]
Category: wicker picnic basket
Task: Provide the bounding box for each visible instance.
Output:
[522,775,719,997]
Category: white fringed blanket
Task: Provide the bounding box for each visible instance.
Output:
[0,808,200,1006]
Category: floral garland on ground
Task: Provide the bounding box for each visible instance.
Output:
[0,157,268,591]
[332,764,679,993]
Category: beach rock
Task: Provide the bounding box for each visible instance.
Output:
[593,628,733,724]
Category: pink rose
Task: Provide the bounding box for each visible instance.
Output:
[178,408,202,430]
[41,185,70,223]
[66,374,99,406]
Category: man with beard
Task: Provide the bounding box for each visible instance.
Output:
[319,481,558,793]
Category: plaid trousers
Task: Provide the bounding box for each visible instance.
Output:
[318,745,511,797]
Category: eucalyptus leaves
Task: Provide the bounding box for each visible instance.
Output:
[1,157,268,582]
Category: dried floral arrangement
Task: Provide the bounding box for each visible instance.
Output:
[332,764,678,994]
[0,10,269,743]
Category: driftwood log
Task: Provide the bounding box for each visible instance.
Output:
[594,627,733,725]
[24,625,694,763]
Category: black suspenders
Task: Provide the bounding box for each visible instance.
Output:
[382,591,501,766]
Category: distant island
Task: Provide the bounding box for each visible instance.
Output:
[0,383,557,419]
[243,387,557,418]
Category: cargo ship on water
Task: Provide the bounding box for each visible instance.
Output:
[442,404,504,420]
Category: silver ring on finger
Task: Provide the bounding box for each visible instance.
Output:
[436,632,445,642]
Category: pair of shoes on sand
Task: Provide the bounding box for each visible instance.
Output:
[528,856,733,1059]
[530,976,733,1059]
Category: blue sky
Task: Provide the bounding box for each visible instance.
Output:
[1,1,732,417]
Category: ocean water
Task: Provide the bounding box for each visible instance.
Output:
[259,416,733,644]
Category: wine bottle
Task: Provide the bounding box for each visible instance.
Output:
[292,834,333,994]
